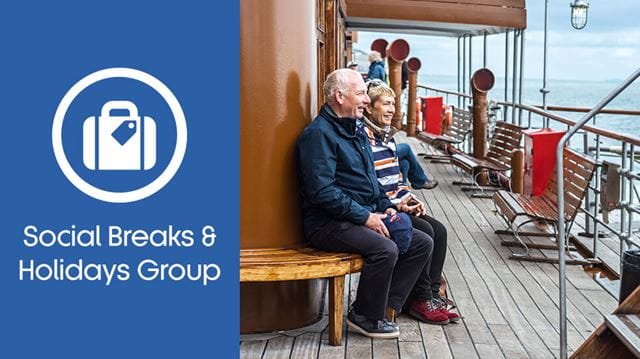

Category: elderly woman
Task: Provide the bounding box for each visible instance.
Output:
[363,80,459,325]
[367,51,386,81]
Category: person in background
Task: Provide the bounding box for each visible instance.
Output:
[363,80,459,325]
[397,143,438,190]
[347,62,358,71]
[296,69,434,338]
[401,60,409,91]
[367,51,386,81]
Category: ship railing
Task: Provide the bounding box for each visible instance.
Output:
[419,69,640,359]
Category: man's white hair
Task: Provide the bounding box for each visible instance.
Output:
[323,68,359,104]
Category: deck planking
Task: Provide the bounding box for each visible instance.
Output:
[240,139,618,359]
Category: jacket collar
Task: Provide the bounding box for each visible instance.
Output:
[320,104,361,138]
[363,116,397,144]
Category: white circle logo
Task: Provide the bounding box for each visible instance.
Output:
[52,68,187,203]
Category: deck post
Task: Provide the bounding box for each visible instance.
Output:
[511,149,524,194]
[406,57,421,136]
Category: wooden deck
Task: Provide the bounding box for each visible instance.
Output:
[240,137,619,359]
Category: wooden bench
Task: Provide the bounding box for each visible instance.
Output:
[572,286,640,358]
[451,121,525,196]
[417,107,472,160]
[492,148,598,263]
[240,247,363,346]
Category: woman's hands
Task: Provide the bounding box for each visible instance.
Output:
[398,196,426,216]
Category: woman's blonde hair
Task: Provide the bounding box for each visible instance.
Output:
[366,80,395,105]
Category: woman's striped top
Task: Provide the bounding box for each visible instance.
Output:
[363,125,412,204]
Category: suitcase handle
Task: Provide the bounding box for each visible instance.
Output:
[101,100,139,118]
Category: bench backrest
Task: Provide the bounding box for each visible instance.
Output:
[444,107,472,143]
[544,148,598,222]
[486,121,524,168]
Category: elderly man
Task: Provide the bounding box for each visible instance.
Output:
[296,69,433,339]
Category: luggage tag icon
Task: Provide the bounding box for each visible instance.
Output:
[83,100,156,170]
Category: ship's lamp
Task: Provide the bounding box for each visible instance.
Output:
[570,0,589,30]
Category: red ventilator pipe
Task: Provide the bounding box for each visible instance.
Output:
[370,38,388,58]
[387,39,410,129]
[471,68,495,159]
[471,68,495,185]
[406,57,421,136]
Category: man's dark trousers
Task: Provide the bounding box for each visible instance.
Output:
[309,221,433,320]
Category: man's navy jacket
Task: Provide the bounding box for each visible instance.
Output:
[296,105,395,239]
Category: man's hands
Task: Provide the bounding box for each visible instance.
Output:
[365,212,390,238]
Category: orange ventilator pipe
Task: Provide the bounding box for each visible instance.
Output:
[406,57,421,136]
[387,39,410,129]
[471,68,495,159]
[471,68,495,185]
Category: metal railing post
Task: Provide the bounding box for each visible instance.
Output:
[518,30,525,126]
[556,67,640,359]
[458,36,461,109]
[621,142,629,271]
[512,30,519,124]
[463,35,467,110]
[629,144,636,247]
[541,0,550,128]
[594,133,601,258]
[483,31,487,68]
[504,30,509,123]
[583,131,592,234]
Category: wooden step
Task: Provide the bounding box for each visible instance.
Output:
[604,314,640,357]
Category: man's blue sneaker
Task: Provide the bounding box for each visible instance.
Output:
[346,310,399,339]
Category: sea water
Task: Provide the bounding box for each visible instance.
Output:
[419,74,640,147]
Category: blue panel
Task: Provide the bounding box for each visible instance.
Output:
[0,1,239,358]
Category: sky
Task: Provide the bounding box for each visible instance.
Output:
[355,0,639,82]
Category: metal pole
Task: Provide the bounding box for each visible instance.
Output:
[542,0,550,127]
[512,30,519,124]
[583,131,592,234]
[458,36,461,108]
[504,30,509,123]
[621,142,628,271]
[463,35,467,110]
[469,35,473,87]
[629,144,635,246]
[594,133,601,258]
[483,31,487,68]
[518,30,525,126]
[556,67,640,359]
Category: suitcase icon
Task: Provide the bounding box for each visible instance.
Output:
[83,100,156,170]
